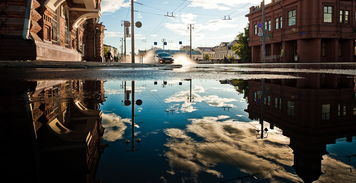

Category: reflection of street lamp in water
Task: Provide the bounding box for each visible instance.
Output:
[184,79,194,103]
[123,81,143,152]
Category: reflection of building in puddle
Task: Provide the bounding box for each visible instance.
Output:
[1,80,106,182]
[246,74,356,183]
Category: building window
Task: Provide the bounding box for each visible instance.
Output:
[274,97,278,108]
[275,17,282,29]
[324,6,333,23]
[343,105,347,116]
[51,18,59,42]
[264,97,267,105]
[322,104,331,120]
[254,24,258,35]
[288,10,296,26]
[264,22,267,31]
[287,101,295,116]
[353,106,356,115]
[268,20,271,31]
[345,10,349,23]
[280,17,283,28]
[340,10,350,24]
[340,10,344,23]
[338,104,341,116]
[267,96,271,106]
[279,98,282,110]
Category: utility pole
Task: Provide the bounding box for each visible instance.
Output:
[120,38,124,61]
[261,0,266,63]
[188,24,194,59]
[131,0,135,64]
[122,21,128,62]
[162,38,166,50]
[260,0,266,139]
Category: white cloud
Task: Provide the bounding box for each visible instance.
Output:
[102,113,131,142]
[164,117,300,181]
[189,0,270,10]
[105,31,122,38]
[164,86,237,113]
[180,13,197,24]
[101,0,130,13]
[164,116,356,182]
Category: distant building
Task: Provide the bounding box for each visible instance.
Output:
[247,0,356,63]
[197,47,215,60]
[212,41,239,61]
[180,45,191,51]
[0,0,104,62]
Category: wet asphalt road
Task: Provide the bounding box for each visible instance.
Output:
[0,63,355,81]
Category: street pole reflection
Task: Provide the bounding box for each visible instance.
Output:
[123,81,142,152]
[131,81,135,152]
[184,79,194,103]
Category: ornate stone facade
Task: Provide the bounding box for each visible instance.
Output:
[0,0,105,62]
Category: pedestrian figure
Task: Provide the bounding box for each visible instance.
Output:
[224,56,228,63]
[106,52,112,62]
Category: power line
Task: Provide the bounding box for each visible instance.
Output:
[134,10,164,17]
[145,0,189,36]
[134,1,167,12]
[172,0,189,12]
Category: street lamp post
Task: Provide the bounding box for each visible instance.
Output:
[188,24,194,59]
[131,0,135,64]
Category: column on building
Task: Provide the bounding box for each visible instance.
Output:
[297,39,321,62]
[281,41,297,62]
[340,39,354,62]
[251,46,261,62]
[272,43,282,62]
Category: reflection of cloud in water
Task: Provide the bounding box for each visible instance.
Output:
[102,113,131,142]
[164,116,356,182]
[165,86,237,113]
[105,89,121,95]
[318,155,356,183]
[164,116,300,182]
[105,86,147,95]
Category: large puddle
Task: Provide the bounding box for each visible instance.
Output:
[1,67,356,183]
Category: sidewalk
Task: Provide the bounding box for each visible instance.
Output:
[0,61,182,69]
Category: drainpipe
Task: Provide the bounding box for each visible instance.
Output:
[94,22,96,61]
[22,0,33,39]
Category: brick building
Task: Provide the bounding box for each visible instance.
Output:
[247,0,356,63]
[0,0,105,61]
[245,74,356,182]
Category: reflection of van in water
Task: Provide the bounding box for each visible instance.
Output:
[154,52,174,64]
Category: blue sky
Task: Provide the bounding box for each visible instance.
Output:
[100,0,268,51]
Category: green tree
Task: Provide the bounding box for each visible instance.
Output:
[232,26,251,63]
[203,54,210,61]
[104,46,110,56]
